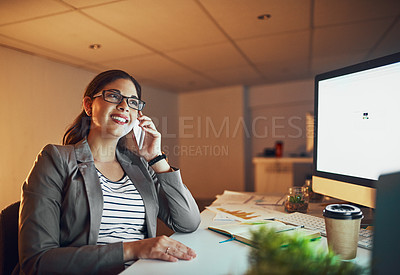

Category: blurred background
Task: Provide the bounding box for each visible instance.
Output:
[0,0,399,210]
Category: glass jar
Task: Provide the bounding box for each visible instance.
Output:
[284,186,309,213]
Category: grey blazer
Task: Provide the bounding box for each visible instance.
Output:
[17,139,200,275]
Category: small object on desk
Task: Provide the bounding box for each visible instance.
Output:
[263,148,275,157]
[255,195,286,206]
[275,225,304,233]
[219,237,235,244]
[243,195,255,204]
[275,141,283,157]
[323,204,363,260]
[275,211,373,250]
[284,186,309,213]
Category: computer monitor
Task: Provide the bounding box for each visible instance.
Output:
[312,52,400,209]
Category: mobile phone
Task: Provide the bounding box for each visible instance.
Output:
[133,119,145,149]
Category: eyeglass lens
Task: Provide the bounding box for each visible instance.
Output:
[103,90,144,110]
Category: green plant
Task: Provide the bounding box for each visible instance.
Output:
[246,227,368,275]
[289,195,305,204]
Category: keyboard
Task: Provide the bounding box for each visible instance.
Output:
[275,212,373,250]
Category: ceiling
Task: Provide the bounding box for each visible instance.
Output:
[0,0,399,93]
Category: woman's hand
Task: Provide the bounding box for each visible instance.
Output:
[123,235,196,262]
[125,111,161,159]
[135,111,162,161]
[125,111,171,173]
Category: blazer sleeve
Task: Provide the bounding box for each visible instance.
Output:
[149,165,201,233]
[18,144,124,275]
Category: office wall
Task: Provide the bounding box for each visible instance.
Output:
[248,80,314,158]
[0,46,179,209]
[178,86,246,199]
[0,45,95,209]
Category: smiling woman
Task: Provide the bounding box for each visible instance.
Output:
[16,70,201,274]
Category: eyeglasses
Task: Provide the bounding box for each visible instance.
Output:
[93,89,145,111]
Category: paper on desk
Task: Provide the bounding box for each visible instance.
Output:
[255,195,286,206]
[213,212,236,221]
[206,204,279,222]
[211,190,285,207]
[211,190,256,206]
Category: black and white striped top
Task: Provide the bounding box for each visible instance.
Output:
[96,169,147,246]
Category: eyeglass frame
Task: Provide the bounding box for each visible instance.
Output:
[92,89,146,111]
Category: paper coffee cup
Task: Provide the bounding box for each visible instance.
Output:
[323,204,363,260]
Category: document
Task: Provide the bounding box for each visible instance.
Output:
[206,204,279,222]
[206,190,284,222]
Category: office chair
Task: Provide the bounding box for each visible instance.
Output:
[0,201,20,275]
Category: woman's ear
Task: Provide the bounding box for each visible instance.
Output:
[83,97,93,116]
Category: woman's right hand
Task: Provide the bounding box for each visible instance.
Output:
[123,235,196,262]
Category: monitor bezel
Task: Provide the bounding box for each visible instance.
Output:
[313,52,400,190]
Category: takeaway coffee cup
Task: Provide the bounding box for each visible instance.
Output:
[323,204,363,260]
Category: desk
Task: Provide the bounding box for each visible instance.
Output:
[122,200,371,275]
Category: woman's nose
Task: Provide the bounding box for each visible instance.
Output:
[117,99,129,112]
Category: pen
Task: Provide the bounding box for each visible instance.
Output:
[275,225,304,233]
[243,195,254,204]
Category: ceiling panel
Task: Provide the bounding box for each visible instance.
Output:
[311,52,367,74]
[166,42,249,71]
[237,30,310,66]
[314,0,400,27]
[0,34,89,67]
[62,0,123,9]
[0,0,71,25]
[102,53,219,92]
[0,11,151,62]
[202,65,265,87]
[200,0,311,39]
[81,0,227,52]
[369,19,400,59]
[256,59,311,83]
[313,18,394,58]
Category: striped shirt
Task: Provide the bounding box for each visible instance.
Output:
[96,169,147,246]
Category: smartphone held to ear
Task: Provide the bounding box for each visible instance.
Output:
[133,120,145,149]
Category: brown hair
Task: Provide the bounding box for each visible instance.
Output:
[62,70,141,145]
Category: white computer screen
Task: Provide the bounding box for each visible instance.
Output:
[316,61,400,181]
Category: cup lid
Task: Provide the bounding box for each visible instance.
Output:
[323,204,363,220]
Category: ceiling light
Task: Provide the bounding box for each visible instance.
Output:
[257,14,271,20]
[89,44,101,50]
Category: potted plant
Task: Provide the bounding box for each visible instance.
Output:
[284,187,309,213]
[246,227,368,275]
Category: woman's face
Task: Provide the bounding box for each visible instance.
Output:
[87,78,139,140]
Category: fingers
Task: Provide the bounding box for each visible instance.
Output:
[155,236,195,262]
[163,241,197,262]
[124,235,196,263]
[135,114,159,136]
[168,248,196,261]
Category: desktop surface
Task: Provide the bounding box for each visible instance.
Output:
[122,195,371,275]
[121,210,251,275]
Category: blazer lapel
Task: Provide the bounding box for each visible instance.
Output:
[117,150,158,238]
[74,139,104,245]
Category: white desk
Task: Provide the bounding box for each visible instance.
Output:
[122,203,371,275]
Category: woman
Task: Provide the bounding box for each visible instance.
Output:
[17,70,201,274]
